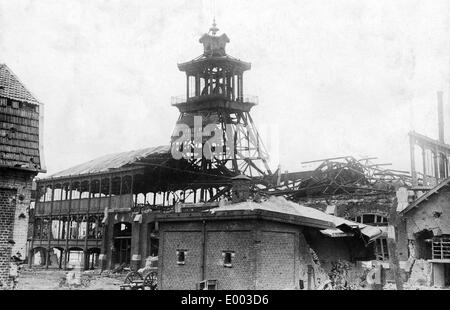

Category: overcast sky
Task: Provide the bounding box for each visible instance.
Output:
[1,0,450,176]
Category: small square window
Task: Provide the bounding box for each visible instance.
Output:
[177,250,187,265]
[222,251,235,267]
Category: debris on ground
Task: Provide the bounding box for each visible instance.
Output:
[16,267,126,290]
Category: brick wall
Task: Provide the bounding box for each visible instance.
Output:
[160,227,203,290]
[256,230,296,289]
[0,169,34,258]
[205,230,255,290]
[158,219,365,290]
[0,188,15,288]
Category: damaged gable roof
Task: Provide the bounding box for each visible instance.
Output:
[47,145,170,179]
[400,177,450,215]
[0,64,40,105]
[210,196,383,242]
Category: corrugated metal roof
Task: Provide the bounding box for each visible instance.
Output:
[48,145,170,178]
[0,64,40,105]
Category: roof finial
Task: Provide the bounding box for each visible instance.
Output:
[209,18,219,36]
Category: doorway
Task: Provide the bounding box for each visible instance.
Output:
[113,222,132,267]
[445,264,450,287]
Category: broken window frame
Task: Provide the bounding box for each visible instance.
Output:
[432,235,450,260]
[351,214,388,226]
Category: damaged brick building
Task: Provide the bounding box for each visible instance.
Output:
[0,64,45,288]
[27,24,390,290]
[397,180,450,287]
[265,156,412,264]
[28,21,450,290]
[156,196,382,290]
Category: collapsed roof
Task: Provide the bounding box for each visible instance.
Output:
[48,145,171,178]
[263,156,411,199]
[158,196,383,243]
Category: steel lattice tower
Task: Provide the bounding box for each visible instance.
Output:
[170,22,272,181]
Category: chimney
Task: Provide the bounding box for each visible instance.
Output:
[438,91,444,143]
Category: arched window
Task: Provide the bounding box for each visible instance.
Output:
[350,214,388,226]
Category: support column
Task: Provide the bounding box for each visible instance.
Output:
[100,177,112,271]
[433,263,445,288]
[221,69,226,95]
[195,74,200,97]
[209,74,214,95]
[130,174,141,270]
[186,74,190,100]
[46,182,55,269]
[410,136,417,186]
[28,247,34,268]
[236,75,240,100]
[64,181,72,270]
[130,175,134,209]
[434,149,439,184]
[443,153,450,178]
[83,178,92,270]
[231,74,235,100]
[387,199,404,290]
[422,147,427,184]
[239,74,243,100]
[28,189,37,268]
[59,251,63,269]
[130,221,142,271]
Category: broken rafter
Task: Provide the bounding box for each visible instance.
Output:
[263,155,411,199]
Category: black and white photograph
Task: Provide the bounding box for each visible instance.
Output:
[1,0,450,296]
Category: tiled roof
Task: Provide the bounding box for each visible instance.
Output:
[0,64,40,105]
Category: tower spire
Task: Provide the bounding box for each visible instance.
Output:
[209,18,219,36]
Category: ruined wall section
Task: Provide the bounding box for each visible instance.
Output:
[297,194,394,220]
[303,228,369,289]
[0,169,34,258]
[404,186,450,238]
[0,187,15,289]
[400,187,450,287]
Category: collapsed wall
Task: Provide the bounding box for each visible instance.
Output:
[296,194,394,219]
[300,228,372,290]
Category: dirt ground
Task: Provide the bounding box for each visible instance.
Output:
[16,267,126,290]
[14,267,448,290]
